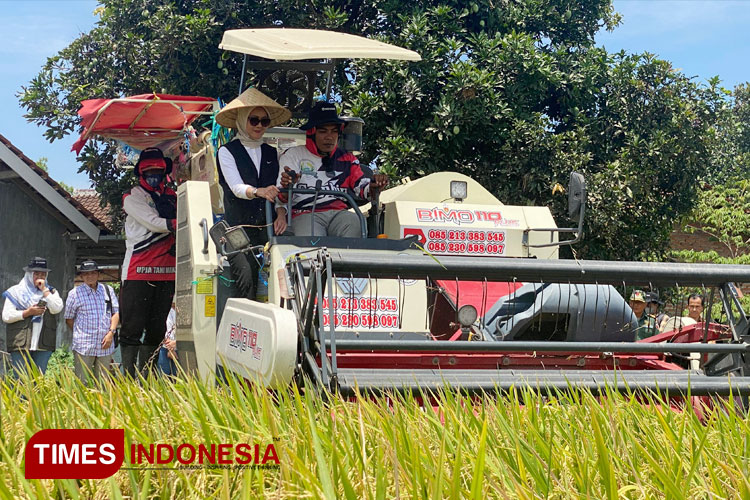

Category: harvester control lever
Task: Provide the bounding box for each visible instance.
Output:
[311,179,323,236]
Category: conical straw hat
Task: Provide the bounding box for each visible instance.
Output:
[216,87,291,129]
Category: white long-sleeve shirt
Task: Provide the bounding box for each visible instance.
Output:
[122,185,176,281]
[2,290,63,350]
[218,144,263,199]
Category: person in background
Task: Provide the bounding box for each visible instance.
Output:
[687,293,705,323]
[2,257,63,374]
[158,300,177,377]
[630,289,658,340]
[645,291,668,331]
[65,260,119,384]
[119,147,177,377]
[216,87,291,300]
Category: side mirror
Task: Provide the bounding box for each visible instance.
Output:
[523,171,587,249]
[568,171,586,219]
[339,117,364,156]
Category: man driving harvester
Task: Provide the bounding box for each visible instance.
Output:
[278,101,388,237]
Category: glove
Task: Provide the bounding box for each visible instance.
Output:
[154,193,177,219]
[228,252,256,300]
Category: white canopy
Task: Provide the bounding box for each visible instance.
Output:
[219,28,421,61]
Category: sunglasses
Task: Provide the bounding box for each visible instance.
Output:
[248,116,271,127]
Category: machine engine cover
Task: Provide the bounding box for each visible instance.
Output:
[216,299,297,388]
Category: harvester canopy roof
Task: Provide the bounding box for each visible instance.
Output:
[219,28,422,61]
[72,94,217,154]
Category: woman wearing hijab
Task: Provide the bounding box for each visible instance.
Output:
[216,87,291,300]
[2,257,63,374]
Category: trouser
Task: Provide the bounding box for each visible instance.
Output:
[9,350,52,376]
[158,347,177,376]
[119,280,174,377]
[227,226,268,301]
[73,351,111,384]
[291,209,362,238]
[119,280,175,346]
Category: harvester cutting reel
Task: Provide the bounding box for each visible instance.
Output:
[284,247,750,399]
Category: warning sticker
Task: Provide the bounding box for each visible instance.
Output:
[205,295,216,317]
[196,278,214,294]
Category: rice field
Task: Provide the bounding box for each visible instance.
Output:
[1,367,750,499]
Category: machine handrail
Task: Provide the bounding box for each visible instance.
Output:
[300,250,750,287]
[199,218,209,255]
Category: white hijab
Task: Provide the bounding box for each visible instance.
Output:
[234,107,269,148]
[3,271,45,322]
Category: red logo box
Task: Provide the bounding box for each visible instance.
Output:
[25,429,124,479]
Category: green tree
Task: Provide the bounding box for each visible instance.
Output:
[36,156,75,194]
[671,81,750,264]
[674,178,750,260]
[344,13,732,260]
[18,0,736,261]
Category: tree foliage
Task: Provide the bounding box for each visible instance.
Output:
[670,83,750,265]
[18,0,742,261]
[343,5,733,260]
[680,179,750,260]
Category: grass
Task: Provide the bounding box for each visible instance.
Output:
[45,347,74,378]
[1,367,750,499]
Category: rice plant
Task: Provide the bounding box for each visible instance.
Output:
[1,366,749,499]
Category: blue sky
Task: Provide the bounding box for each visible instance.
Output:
[0,0,748,189]
[597,0,750,89]
[0,0,98,188]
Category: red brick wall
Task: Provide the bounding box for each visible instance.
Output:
[670,225,750,297]
[670,225,732,258]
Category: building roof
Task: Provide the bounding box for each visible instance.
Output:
[73,189,113,230]
[0,133,107,241]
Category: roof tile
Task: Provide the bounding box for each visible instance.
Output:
[0,133,110,233]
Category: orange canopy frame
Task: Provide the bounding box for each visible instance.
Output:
[72,94,218,154]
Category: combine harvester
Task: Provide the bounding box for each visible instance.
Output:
[84,28,750,401]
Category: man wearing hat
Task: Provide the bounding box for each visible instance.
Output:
[278,101,388,237]
[630,290,658,340]
[1,257,64,374]
[215,87,291,300]
[646,291,667,331]
[119,147,177,377]
[65,261,120,383]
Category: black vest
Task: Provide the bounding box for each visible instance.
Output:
[6,309,57,351]
[217,140,280,226]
